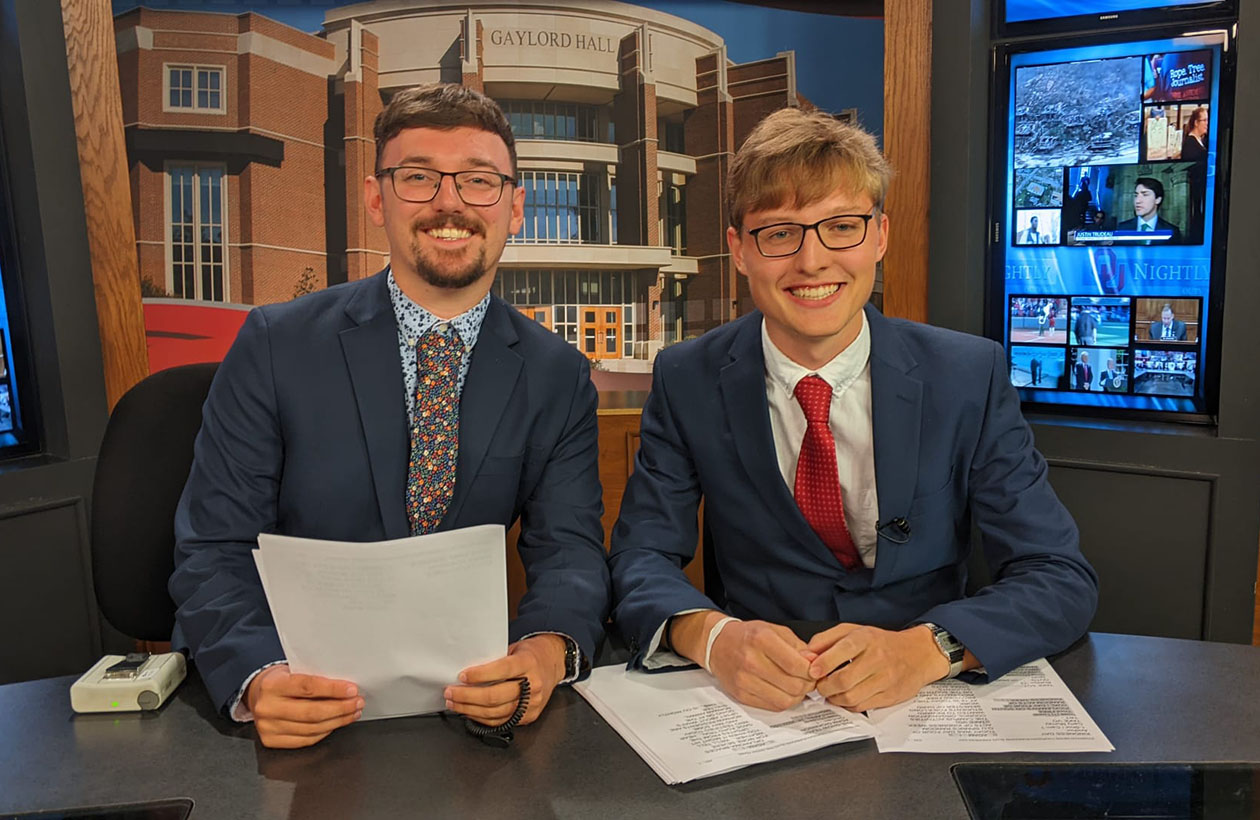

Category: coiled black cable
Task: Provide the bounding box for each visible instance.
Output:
[463,676,530,747]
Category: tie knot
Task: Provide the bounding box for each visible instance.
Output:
[418,325,463,365]
[793,375,832,425]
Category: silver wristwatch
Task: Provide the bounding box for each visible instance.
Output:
[922,622,965,679]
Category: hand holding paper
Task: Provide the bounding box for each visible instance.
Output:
[253,524,509,723]
[446,634,567,726]
[245,664,363,749]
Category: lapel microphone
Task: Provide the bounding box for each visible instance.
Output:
[876,517,911,544]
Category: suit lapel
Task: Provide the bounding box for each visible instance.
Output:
[719,314,838,567]
[339,271,409,540]
[866,306,923,585]
[444,297,523,525]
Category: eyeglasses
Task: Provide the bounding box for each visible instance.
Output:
[746,212,876,258]
[376,166,516,206]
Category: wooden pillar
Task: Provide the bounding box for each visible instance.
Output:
[882,0,932,322]
[60,0,149,407]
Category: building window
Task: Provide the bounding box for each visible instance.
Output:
[664,184,686,254]
[165,65,224,113]
[168,164,227,302]
[659,119,686,153]
[501,101,604,143]
[512,172,606,245]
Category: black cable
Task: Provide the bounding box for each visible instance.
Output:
[463,676,530,747]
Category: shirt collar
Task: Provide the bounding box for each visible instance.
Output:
[761,310,871,398]
[387,267,490,352]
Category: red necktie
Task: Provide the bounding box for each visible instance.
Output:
[793,375,861,570]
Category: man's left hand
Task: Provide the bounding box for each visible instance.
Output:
[445,634,567,726]
[804,623,948,711]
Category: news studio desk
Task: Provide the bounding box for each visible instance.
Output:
[2,633,1259,819]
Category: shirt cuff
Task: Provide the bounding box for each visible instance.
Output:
[641,608,710,670]
[520,631,583,684]
[229,660,288,723]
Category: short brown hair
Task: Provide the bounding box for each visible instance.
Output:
[727,107,892,229]
[373,83,517,175]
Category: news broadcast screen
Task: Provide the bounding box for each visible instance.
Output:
[1005,0,1220,24]
[0,277,18,438]
[994,31,1228,419]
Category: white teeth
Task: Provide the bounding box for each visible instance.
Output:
[789,284,840,300]
[426,228,472,240]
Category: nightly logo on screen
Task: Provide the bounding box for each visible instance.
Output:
[1007,0,1207,24]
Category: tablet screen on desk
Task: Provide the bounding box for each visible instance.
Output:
[1,798,193,820]
[952,763,1257,819]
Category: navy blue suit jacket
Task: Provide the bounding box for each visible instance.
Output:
[609,306,1097,680]
[171,271,610,713]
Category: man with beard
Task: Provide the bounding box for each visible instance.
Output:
[170,84,609,748]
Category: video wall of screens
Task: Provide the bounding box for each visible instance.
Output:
[992,31,1230,419]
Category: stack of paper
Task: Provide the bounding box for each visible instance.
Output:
[573,666,874,784]
[253,524,508,720]
[575,659,1113,783]
[867,658,1113,753]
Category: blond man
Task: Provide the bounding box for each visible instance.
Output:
[608,108,1097,712]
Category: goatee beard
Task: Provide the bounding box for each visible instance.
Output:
[409,217,489,290]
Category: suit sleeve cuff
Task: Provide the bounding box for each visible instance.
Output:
[640,608,709,670]
[228,660,287,723]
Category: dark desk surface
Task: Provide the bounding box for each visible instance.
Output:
[2,633,1259,819]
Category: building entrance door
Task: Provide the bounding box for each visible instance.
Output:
[581,306,621,360]
[515,306,552,330]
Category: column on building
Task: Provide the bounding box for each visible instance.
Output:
[460,15,485,92]
[338,21,388,282]
[682,46,735,336]
[613,27,660,254]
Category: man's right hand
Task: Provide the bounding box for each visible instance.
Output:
[244,664,364,749]
[669,611,817,711]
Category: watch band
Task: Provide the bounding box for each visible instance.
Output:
[562,637,580,680]
[922,622,965,679]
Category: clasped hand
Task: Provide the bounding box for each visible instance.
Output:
[246,634,567,748]
[703,618,950,713]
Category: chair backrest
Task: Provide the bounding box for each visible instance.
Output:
[91,362,218,641]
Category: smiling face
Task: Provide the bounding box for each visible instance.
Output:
[727,187,888,369]
[1133,183,1161,220]
[365,125,524,309]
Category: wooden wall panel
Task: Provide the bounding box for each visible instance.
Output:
[882,0,932,322]
[61,0,149,407]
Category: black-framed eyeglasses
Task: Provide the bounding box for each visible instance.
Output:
[746,211,876,258]
[375,166,516,206]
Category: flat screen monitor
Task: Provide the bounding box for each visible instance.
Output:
[989,28,1233,422]
[0,89,36,457]
[998,0,1236,36]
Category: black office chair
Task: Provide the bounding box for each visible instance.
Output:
[90,362,219,641]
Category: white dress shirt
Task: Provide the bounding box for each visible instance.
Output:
[762,313,879,567]
[642,313,879,668]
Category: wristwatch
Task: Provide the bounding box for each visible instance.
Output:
[921,622,966,679]
[562,637,580,681]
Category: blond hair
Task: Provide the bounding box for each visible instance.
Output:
[727,107,892,229]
